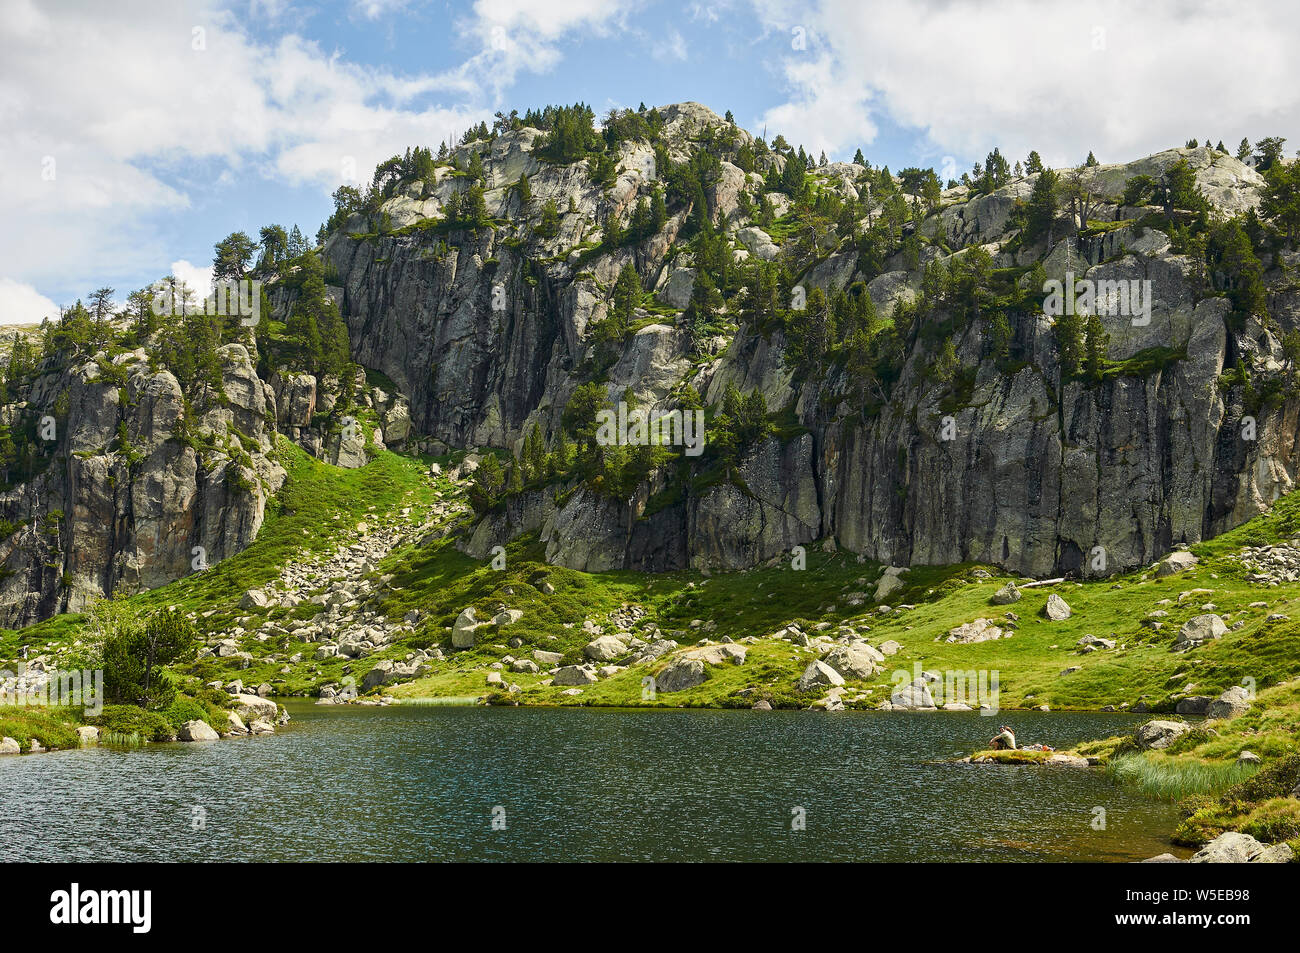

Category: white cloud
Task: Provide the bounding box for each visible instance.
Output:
[0,278,60,326]
[752,0,1300,168]
[169,260,214,300]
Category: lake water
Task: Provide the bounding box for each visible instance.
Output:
[0,703,1187,862]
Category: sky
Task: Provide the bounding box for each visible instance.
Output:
[3,0,1300,323]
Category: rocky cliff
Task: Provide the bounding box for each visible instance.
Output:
[319,103,1300,578]
[0,342,285,627]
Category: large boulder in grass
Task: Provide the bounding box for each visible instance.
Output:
[1206,685,1253,720]
[553,664,599,687]
[1135,719,1192,750]
[1173,614,1227,651]
[821,644,879,680]
[451,607,481,649]
[1043,593,1072,620]
[656,657,707,693]
[797,660,845,692]
[1156,551,1199,577]
[945,618,1003,644]
[990,582,1021,605]
[583,635,628,662]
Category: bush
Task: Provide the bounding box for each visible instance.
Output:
[92,704,175,742]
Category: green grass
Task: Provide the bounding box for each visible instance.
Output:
[0,706,81,751]
[1106,752,1258,801]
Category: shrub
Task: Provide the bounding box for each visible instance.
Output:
[92,704,175,742]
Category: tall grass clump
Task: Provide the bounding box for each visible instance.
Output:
[1107,752,1258,801]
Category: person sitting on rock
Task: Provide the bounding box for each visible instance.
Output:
[989,725,1017,750]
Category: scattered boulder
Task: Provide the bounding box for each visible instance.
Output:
[533,649,564,666]
[874,566,908,601]
[945,618,1003,644]
[1173,614,1227,652]
[0,736,20,755]
[583,635,628,663]
[76,726,99,745]
[1175,696,1212,715]
[684,644,747,666]
[1237,750,1261,764]
[1206,685,1252,720]
[1190,831,1294,863]
[821,644,878,680]
[1155,551,1199,577]
[553,664,598,687]
[990,582,1021,605]
[656,657,708,693]
[797,660,845,692]
[890,677,936,710]
[239,588,271,609]
[451,607,480,649]
[1135,719,1192,750]
[877,640,901,656]
[752,699,772,711]
[178,720,220,742]
[1043,593,1071,620]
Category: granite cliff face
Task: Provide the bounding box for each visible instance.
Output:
[318,104,1300,578]
[0,343,285,627]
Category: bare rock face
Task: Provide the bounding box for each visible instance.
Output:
[305,114,1298,582]
[0,344,285,627]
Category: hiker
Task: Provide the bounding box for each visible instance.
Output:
[989,725,1017,750]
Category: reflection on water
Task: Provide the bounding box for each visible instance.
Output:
[0,704,1187,862]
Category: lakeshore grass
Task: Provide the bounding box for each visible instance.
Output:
[1106,752,1258,801]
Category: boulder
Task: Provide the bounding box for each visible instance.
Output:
[362,660,394,692]
[752,699,773,711]
[0,736,20,754]
[1156,551,1199,576]
[877,640,901,656]
[1174,696,1212,715]
[990,582,1021,605]
[1206,685,1252,720]
[821,644,879,680]
[1043,593,1072,620]
[797,660,845,692]
[492,609,524,627]
[1173,614,1227,651]
[451,606,481,648]
[76,725,99,745]
[890,678,936,709]
[583,635,628,662]
[1135,719,1192,750]
[510,658,540,674]
[1190,831,1294,863]
[874,566,908,601]
[533,649,564,666]
[552,664,598,687]
[230,693,278,721]
[239,588,271,609]
[945,618,1003,644]
[178,720,220,742]
[656,657,708,693]
[683,644,747,666]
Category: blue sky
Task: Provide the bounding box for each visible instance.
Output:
[4,0,1300,321]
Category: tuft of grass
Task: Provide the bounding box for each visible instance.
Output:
[1107,752,1258,801]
